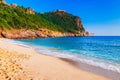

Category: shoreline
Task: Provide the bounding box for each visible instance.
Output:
[60,58,120,80]
[0,38,110,80]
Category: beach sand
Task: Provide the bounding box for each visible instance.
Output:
[0,38,110,80]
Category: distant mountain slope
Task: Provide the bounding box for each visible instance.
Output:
[0,1,91,39]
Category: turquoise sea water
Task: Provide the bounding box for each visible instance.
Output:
[15,36,120,73]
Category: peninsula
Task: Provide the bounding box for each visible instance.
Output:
[0,1,93,39]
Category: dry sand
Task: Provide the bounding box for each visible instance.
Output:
[0,38,111,80]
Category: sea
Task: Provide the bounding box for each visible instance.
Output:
[9,36,120,74]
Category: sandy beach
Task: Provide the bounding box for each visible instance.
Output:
[0,38,110,80]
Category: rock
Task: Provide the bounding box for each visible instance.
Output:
[0,28,93,39]
[1,29,50,39]
[11,4,17,8]
[26,8,35,15]
[0,29,2,38]
[35,31,48,38]
[0,1,7,5]
[83,31,94,36]
[75,17,83,28]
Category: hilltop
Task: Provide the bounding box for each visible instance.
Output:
[0,1,91,39]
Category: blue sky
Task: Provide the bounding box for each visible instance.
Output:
[6,0,120,36]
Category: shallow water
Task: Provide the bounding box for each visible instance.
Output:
[14,36,120,73]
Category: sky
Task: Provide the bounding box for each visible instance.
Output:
[6,0,120,36]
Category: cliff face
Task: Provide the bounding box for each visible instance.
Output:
[0,29,78,39]
[75,17,83,28]
[74,17,94,36]
[74,17,86,35]
[0,29,93,39]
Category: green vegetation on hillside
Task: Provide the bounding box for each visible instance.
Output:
[0,2,85,33]
[39,11,85,33]
[0,4,62,31]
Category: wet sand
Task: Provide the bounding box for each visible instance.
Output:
[0,38,110,80]
[60,58,120,80]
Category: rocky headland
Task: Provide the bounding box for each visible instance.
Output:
[0,1,94,39]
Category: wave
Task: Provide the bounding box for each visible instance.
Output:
[33,45,120,73]
[5,39,120,74]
